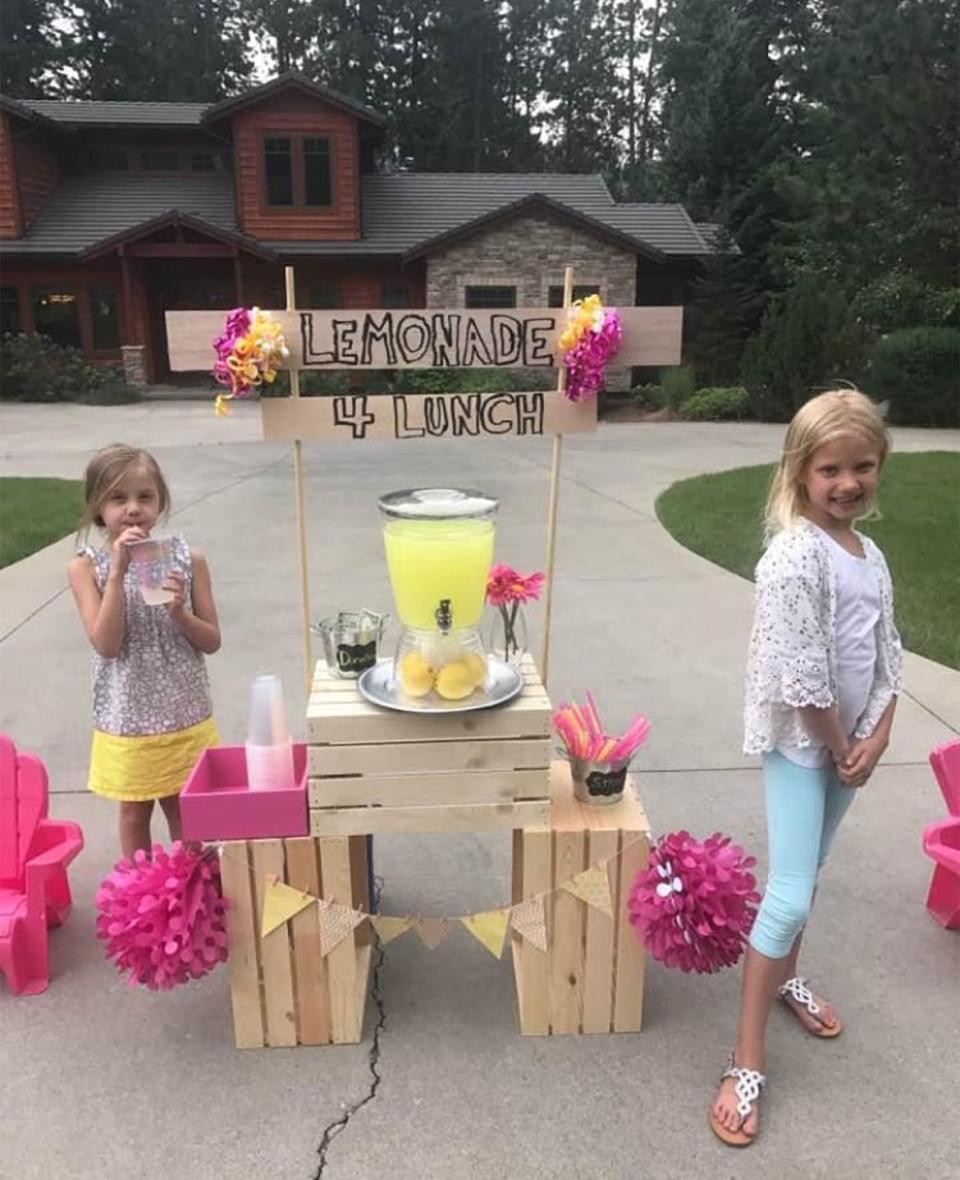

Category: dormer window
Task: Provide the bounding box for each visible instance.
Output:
[262,134,332,208]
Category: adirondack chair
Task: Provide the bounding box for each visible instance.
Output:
[0,734,84,994]
[923,738,960,930]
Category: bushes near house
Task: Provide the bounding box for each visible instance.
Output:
[0,333,138,404]
[659,364,696,411]
[867,327,960,427]
[678,386,749,421]
[267,366,554,397]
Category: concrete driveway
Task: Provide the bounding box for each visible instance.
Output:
[1,402,957,1180]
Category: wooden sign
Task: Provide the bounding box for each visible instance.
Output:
[261,388,597,443]
[165,305,683,372]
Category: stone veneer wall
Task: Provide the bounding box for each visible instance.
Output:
[425,212,637,390]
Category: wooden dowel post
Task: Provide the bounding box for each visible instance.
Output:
[285,265,313,694]
[540,265,573,686]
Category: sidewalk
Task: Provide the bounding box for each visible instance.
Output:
[1,403,957,1179]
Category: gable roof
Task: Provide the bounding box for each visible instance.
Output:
[0,94,59,129]
[81,209,276,262]
[202,72,387,129]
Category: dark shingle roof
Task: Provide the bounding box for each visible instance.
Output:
[203,73,386,129]
[0,169,715,260]
[19,99,210,126]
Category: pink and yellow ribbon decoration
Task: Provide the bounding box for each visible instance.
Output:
[212,306,289,415]
[557,294,623,402]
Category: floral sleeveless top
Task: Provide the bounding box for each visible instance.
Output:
[79,534,213,737]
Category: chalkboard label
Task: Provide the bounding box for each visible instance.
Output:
[585,767,627,798]
[336,641,377,674]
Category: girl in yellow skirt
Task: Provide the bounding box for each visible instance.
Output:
[68,444,221,856]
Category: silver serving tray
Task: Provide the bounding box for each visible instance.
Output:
[357,657,523,714]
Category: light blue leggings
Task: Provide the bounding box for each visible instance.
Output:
[749,750,859,960]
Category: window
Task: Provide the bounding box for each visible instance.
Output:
[464,286,517,309]
[0,287,21,335]
[190,152,216,172]
[140,150,179,171]
[264,137,294,206]
[32,289,81,349]
[90,287,120,350]
[548,284,600,307]
[381,284,408,309]
[308,281,340,309]
[85,146,129,171]
[262,134,333,208]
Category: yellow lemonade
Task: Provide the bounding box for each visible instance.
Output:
[383,518,494,629]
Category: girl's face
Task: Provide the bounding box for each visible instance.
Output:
[98,465,163,537]
[800,434,881,532]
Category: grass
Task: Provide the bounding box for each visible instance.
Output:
[655,452,960,669]
[0,477,85,568]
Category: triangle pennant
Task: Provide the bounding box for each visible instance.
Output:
[510,897,548,951]
[460,908,511,959]
[317,901,366,957]
[370,915,413,946]
[560,866,613,916]
[413,917,452,950]
[260,879,316,938]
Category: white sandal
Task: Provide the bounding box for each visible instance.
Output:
[777,975,843,1038]
[708,1053,766,1147]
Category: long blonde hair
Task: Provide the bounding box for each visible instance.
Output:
[78,443,171,537]
[764,389,890,543]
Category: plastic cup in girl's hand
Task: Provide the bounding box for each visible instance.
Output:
[126,536,175,605]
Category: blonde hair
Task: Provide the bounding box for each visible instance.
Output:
[79,443,170,536]
[764,389,890,543]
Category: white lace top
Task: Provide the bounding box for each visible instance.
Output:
[743,519,902,756]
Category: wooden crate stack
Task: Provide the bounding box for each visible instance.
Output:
[220,834,371,1048]
[512,760,651,1035]
[307,654,552,835]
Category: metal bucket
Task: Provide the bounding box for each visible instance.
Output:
[569,757,630,806]
[312,610,389,679]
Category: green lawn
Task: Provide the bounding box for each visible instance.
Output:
[0,477,85,568]
[655,452,960,669]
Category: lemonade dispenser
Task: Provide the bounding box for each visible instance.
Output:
[378,487,498,702]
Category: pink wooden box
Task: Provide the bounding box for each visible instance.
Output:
[180,744,308,841]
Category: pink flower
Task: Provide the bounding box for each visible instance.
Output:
[486,563,546,606]
[564,308,623,402]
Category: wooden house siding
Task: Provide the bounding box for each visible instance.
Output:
[0,113,23,238]
[14,132,60,228]
[232,91,360,241]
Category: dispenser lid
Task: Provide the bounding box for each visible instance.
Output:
[378,487,499,520]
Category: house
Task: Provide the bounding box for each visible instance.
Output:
[0,73,714,386]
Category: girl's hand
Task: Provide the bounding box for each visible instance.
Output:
[109,526,147,578]
[838,736,885,788]
[164,569,187,618]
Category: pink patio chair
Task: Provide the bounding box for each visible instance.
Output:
[0,734,84,994]
[923,739,960,930]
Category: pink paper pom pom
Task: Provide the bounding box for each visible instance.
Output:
[95,842,228,991]
[628,830,761,974]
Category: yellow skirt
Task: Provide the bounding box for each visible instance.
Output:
[88,716,220,802]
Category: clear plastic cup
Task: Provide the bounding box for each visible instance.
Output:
[126,537,175,605]
[246,675,295,791]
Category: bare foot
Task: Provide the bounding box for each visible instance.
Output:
[781,981,840,1034]
[710,1058,761,1141]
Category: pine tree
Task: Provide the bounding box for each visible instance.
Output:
[0,0,64,97]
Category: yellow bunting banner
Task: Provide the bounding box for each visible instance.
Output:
[460,908,511,959]
[260,878,316,938]
[370,915,413,946]
[509,896,548,952]
[560,866,613,916]
[317,901,366,957]
[413,917,453,950]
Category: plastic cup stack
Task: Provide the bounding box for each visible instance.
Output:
[245,674,295,791]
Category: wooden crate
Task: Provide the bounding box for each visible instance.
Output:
[307,654,551,836]
[219,834,371,1048]
[512,761,651,1036]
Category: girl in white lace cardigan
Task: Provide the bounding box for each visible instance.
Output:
[710,390,902,1147]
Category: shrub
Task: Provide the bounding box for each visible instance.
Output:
[660,365,696,410]
[0,333,137,404]
[678,386,750,421]
[867,327,960,427]
[631,383,665,411]
[853,271,960,335]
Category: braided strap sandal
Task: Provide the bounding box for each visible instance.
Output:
[708,1053,766,1147]
[777,975,843,1038]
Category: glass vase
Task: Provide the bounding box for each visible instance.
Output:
[485,603,528,667]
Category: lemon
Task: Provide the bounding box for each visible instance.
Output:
[399,652,435,697]
[463,652,488,687]
[435,660,476,701]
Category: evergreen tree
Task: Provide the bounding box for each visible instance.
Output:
[0,0,63,97]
